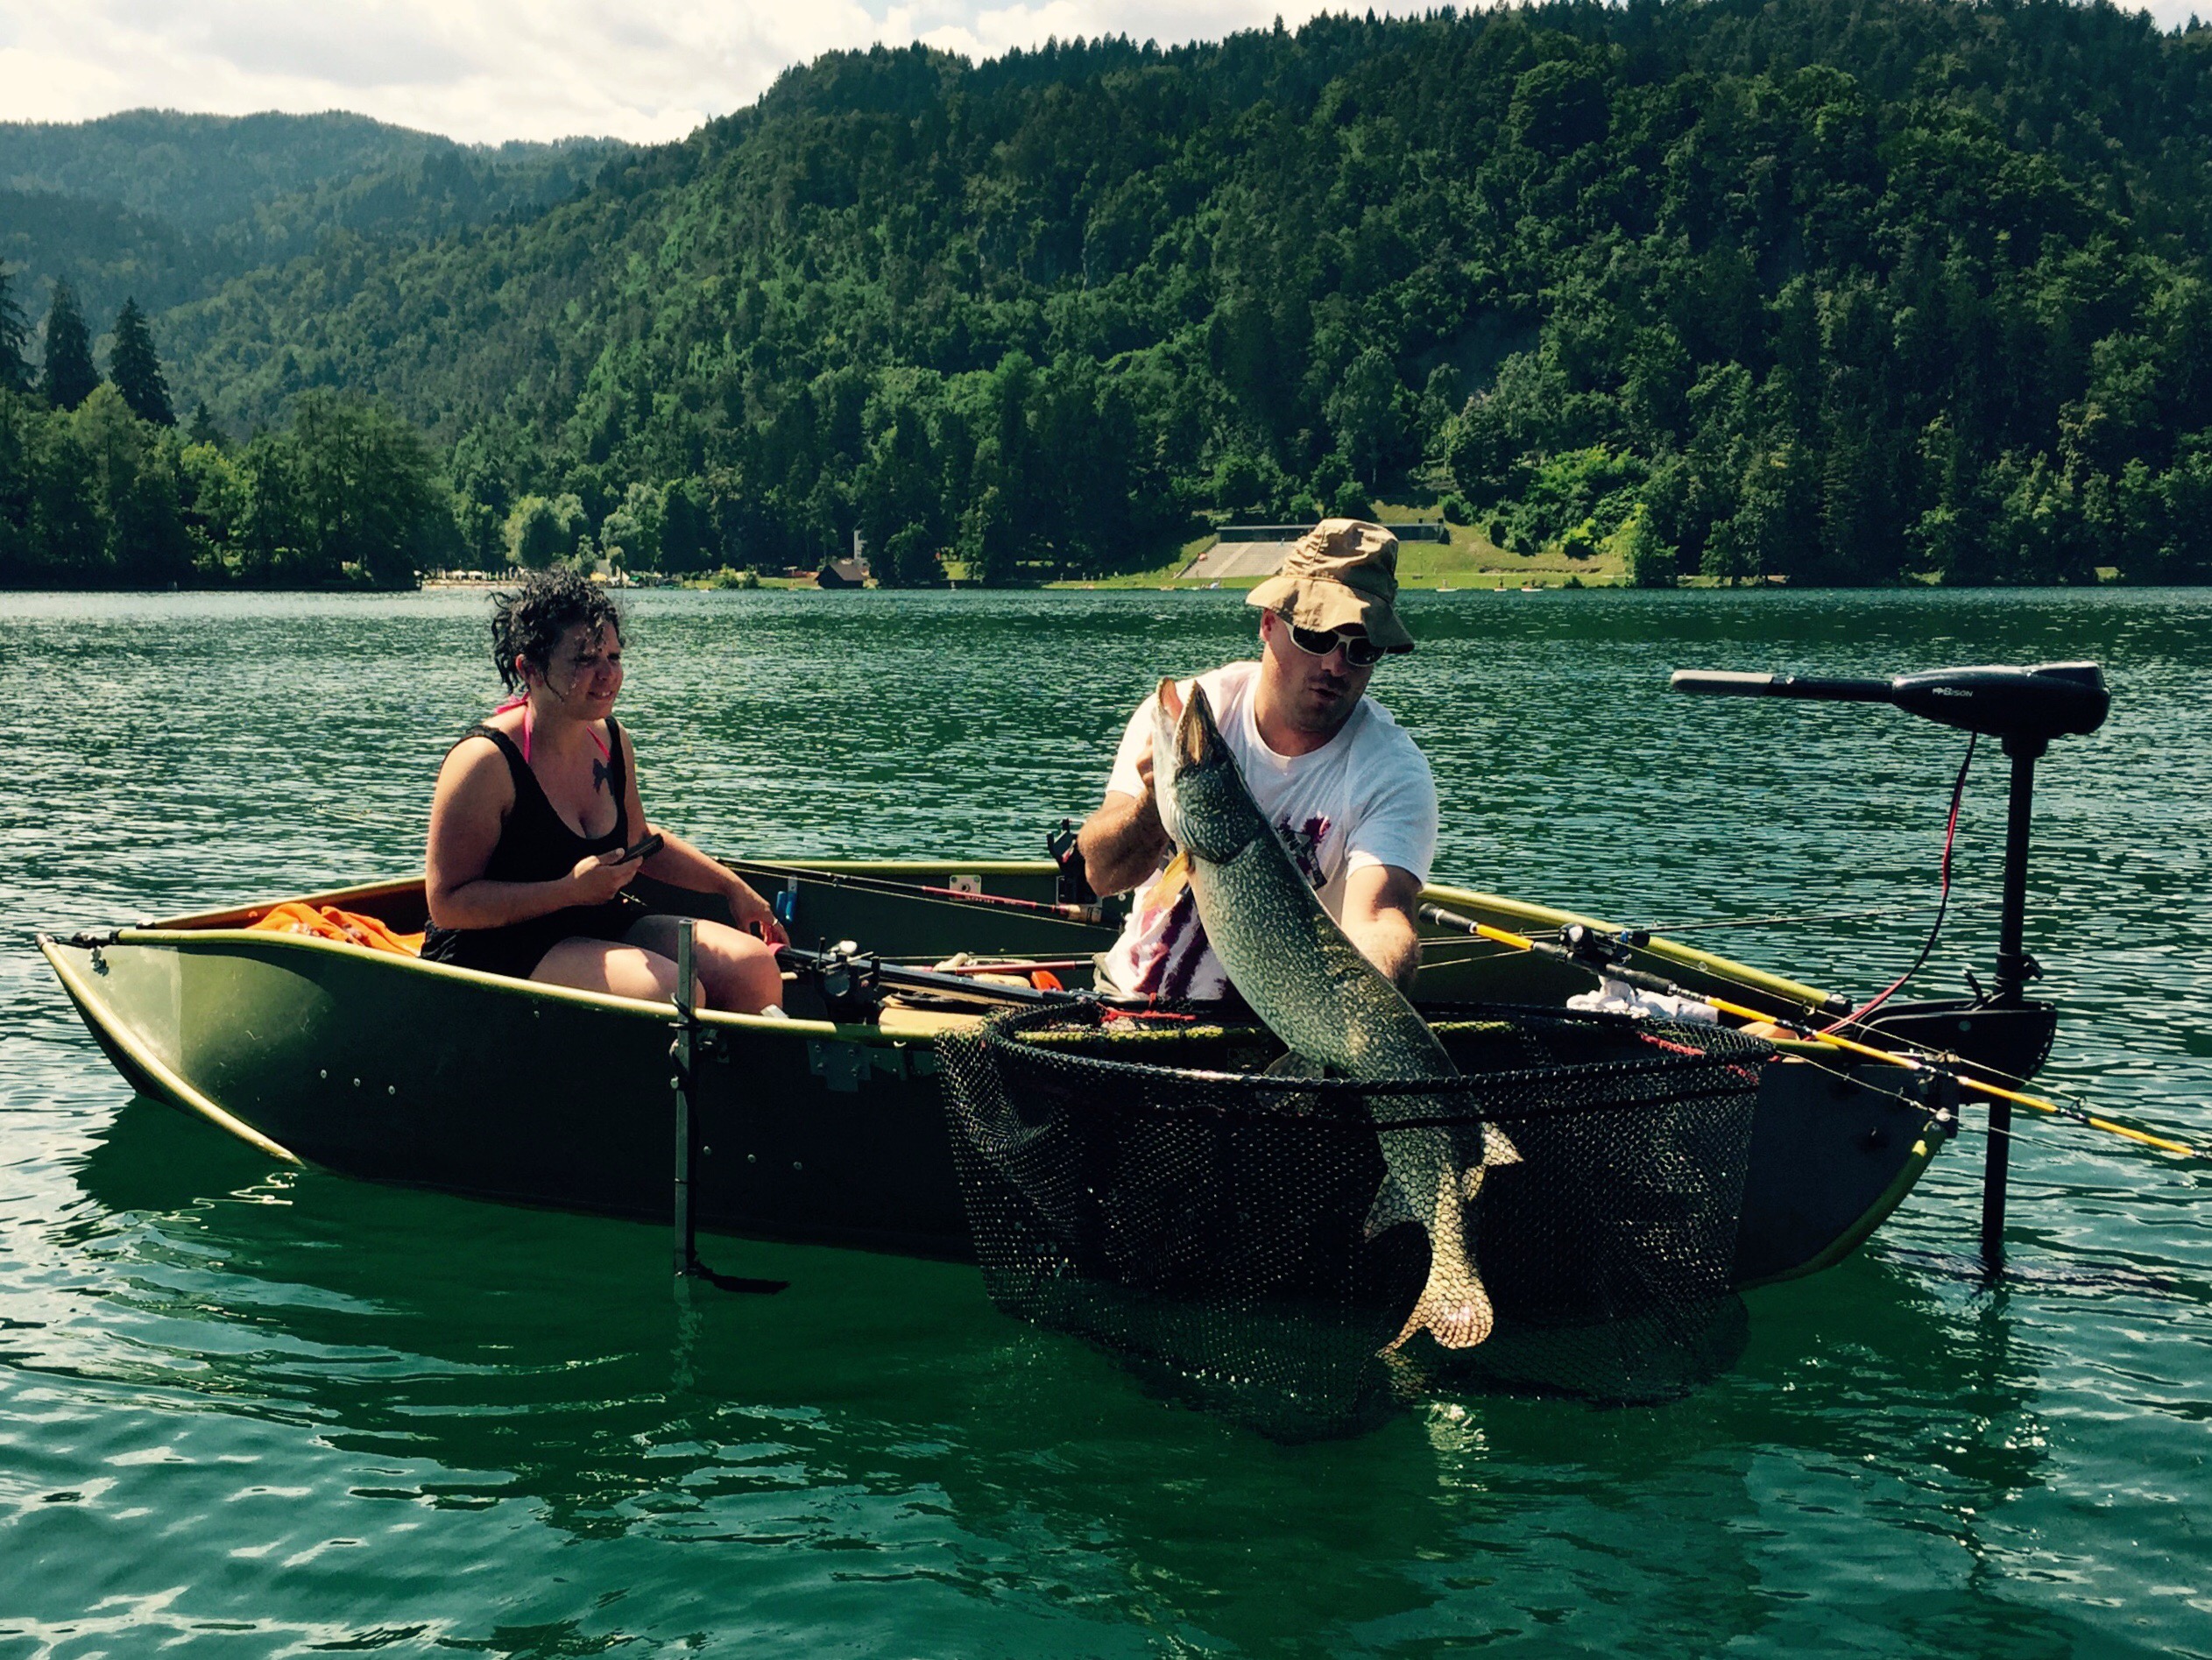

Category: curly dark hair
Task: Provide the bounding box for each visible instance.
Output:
[488,568,624,692]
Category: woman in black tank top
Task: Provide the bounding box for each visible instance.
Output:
[421,569,787,1013]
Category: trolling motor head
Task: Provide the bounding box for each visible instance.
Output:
[1670,661,2108,753]
[1669,658,2111,1000]
[1670,658,2114,1274]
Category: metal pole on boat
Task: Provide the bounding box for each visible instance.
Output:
[1980,736,2046,1274]
[661,929,788,1296]
[673,918,697,1281]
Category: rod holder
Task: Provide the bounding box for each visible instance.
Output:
[672,919,697,1280]
[667,921,788,1297]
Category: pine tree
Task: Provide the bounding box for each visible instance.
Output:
[109,298,174,426]
[0,264,30,394]
[186,400,227,448]
[39,280,97,412]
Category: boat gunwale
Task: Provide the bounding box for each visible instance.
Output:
[37,924,860,1041]
[95,862,1849,1027]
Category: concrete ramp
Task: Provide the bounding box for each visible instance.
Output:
[1178,540,1300,581]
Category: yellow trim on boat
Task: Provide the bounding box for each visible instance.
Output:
[103,924,845,1035]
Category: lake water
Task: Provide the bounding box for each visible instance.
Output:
[3,585,2208,1656]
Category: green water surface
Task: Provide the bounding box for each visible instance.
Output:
[2,587,2208,1656]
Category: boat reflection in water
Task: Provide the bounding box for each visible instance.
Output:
[68,1086,2050,1651]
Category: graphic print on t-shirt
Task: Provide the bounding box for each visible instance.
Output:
[1098,658,1436,1002]
[1128,812,1332,998]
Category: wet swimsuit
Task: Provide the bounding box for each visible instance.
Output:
[421,718,647,980]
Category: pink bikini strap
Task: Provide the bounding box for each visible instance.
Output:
[492,694,606,768]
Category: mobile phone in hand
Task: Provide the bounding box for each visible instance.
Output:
[614,832,664,865]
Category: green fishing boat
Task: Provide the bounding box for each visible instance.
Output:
[38,662,2117,1309]
[39,857,1959,1289]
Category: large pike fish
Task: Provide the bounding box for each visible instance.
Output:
[1148,679,1517,1351]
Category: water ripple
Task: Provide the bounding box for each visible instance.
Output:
[3,586,2209,1657]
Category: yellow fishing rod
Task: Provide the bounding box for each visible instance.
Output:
[1418,905,2207,1162]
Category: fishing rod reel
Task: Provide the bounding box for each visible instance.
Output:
[779,940,1082,1021]
[1047,816,1101,908]
[787,939,886,1023]
[1672,659,2111,1270]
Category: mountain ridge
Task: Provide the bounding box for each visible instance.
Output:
[9,1,2212,587]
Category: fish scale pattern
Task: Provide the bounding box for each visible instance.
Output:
[938,1002,1773,1440]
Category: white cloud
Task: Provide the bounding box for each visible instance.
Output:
[3,0,2203,146]
[0,0,1428,145]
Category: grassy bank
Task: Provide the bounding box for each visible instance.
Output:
[1049,505,1630,590]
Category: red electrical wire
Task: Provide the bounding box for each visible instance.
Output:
[1822,732,1976,1035]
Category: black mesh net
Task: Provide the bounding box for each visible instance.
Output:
[938,1001,1774,1440]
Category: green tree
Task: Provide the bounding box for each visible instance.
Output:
[176,433,249,577]
[39,280,97,413]
[290,392,443,586]
[0,390,36,581]
[185,401,226,449]
[236,429,308,583]
[505,492,588,569]
[599,482,664,571]
[71,384,190,582]
[1325,347,1412,486]
[108,299,174,427]
[0,266,30,396]
[660,479,717,573]
[958,483,1014,586]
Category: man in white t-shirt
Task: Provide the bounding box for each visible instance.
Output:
[1078,519,1438,1000]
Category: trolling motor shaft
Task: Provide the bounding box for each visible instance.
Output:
[1671,660,2110,1275]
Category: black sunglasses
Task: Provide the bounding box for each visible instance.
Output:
[1283,618,1388,668]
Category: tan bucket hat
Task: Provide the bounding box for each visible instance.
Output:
[1245,518,1413,653]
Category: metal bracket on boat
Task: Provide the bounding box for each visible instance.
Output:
[1048,816,1099,908]
[669,919,788,1297]
[808,939,883,1023]
[55,929,119,973]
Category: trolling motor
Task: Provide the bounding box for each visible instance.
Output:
[1671,661,2110,1272]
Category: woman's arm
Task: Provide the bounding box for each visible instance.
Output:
[618,727,788,943]
[425,738,639,929]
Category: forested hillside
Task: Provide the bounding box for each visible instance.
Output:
[0,111,625,329]
[10,0,2212,589]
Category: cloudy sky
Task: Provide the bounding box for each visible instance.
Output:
[0,1,1424,145]
[7,0,2198,146]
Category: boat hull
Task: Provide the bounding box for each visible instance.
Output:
[39,861,1951,1286]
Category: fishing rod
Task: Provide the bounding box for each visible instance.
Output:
[777,940,1082,1018]
[1634,901,1995,936]
[737,858,1108,923]
[1418,903,2206,1161]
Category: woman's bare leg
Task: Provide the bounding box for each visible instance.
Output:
[619,915,785,1014]
[531,938,687,1002]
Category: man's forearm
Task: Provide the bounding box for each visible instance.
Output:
[1339,865,1427,993]
[1344,907,1423,992]
[1077,792,1168,896]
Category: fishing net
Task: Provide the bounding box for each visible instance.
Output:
[937,1001,1774,1440]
